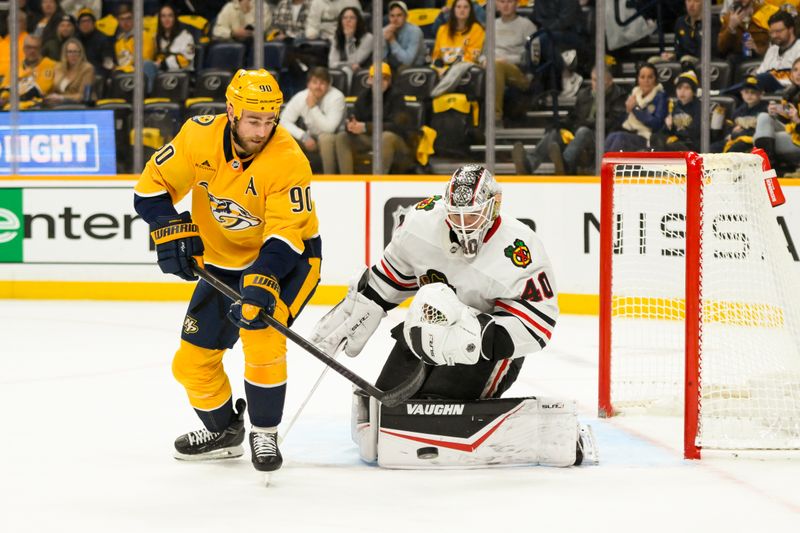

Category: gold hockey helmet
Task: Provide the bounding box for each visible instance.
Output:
[225,69,283,120]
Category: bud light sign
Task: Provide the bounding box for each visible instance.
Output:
[0,110,116,175]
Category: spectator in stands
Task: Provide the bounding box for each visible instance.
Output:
[281,66,345,174]
[754,10,800,92]
[659,0,719,69]
[76,8,114,77]
[493,0,535,121]
[0,11,28,81]
[43,36,94,106]
[429,0,485,97]
[59,0,101,18]
[30,0,65,45]
[114,3,157,93]
[154,4,196,71]
[328,7,372,84]
[655,71,702,152]
[713,75,768,153]
[335,62,417,174]
[212,0,273,43]
[383,1,425,71]
[305,0,361,41]
[531,0,583,98]
[42,14,76,61]
[0,34,57,109]
[271,0,311,40]
[605,62,667,152]
[512,66,627,175]
[718,0,770,63]
[754,56,800,173]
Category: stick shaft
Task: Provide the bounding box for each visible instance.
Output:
[192,265,427,406]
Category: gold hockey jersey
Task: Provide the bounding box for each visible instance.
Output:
[134,114,318,271]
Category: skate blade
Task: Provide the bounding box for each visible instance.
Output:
[173,445,244,461]
[263,473,272,487]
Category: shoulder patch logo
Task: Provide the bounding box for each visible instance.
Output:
[415,195,441,211]
[419,269,452,290]
[198,181,262,231]
[504,239,532,268]
[191,114,215,126]
[183,315,199,334]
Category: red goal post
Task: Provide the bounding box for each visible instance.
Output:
[598,151,799,459]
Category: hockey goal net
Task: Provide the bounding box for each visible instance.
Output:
[598,151,800,459]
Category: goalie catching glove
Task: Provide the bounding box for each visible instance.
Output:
[403,283,493,366]
[309,267,386,356]
[228,271,279,330]
[149,211,204,281]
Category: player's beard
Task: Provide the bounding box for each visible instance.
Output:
[231,120,270,157]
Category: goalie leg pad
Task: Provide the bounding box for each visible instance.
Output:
[350,388,378,463]
[372,397,587,468]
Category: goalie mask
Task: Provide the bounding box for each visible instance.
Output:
[444,164,502,258]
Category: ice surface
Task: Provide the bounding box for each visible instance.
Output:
[1,301,799,532]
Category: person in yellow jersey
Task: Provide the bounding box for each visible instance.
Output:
[0,34,57,109]
[133,69,321,473]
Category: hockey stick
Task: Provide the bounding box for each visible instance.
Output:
[279,348,338,446]
[192,264,428,407]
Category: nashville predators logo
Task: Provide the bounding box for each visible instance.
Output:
[183,315,199,334]
[191,115,215,126]
[415,195,441,211]
[504,239,532,268]
[198,181,262,231]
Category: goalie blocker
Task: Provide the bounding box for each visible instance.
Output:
[351,390,598,468]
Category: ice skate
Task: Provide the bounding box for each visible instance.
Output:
[173,399,246,461]
[249,428,283,473]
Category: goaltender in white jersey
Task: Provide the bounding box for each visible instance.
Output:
[311,165,594,468]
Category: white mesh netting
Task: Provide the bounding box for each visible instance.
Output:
[608,152,800,450]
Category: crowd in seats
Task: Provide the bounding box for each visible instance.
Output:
[6,1,800,175]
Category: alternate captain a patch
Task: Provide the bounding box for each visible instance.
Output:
[504,239,532,268]
[415,195,441,211]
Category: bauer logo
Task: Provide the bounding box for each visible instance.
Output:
[0,188,23,262]
[406,404,465,415]
[0,110,116,175]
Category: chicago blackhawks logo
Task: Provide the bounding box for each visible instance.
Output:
[415,195,441,211]
[199,181,262,231]
[504,239,532,268]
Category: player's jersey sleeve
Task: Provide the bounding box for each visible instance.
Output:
[490,235,559,359]
[252,151,320,279]
[366,212,421,307]
[133,120,199,220]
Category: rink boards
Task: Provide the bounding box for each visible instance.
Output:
[1,174,800,315]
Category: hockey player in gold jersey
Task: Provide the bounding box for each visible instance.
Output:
[134,69,321,473]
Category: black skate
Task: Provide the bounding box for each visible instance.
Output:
[249,429,283,472]
[174,399,246,461]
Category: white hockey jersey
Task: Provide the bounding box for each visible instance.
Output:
[368,197,559,359]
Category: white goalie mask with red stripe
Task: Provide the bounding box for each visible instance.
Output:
[444,164,502,258]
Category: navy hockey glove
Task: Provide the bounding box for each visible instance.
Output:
[149,211,204,281]
[228,271,279,330]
